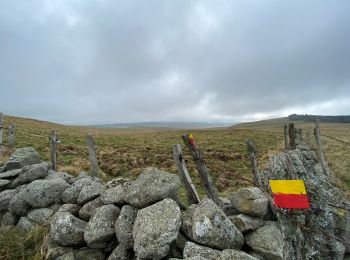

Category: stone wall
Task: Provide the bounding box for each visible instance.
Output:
[0,146,349,260]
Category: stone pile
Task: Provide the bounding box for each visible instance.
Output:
[0,145,349,259]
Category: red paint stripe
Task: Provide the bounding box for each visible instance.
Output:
[272,193,310,209]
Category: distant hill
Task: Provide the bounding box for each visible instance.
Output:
[288,114,350,123]
[90,121,238,129]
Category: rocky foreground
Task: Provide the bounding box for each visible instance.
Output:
[0,145,349,259]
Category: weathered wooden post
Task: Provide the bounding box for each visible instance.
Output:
[50,130,58,171]
[173,144,200,205]
[0,113,3,161]
[246,139,263,188]
[284,124,289,150]
[296,128,303,142]
[288,123,297,149]
[314,119,328,175]
[87,133,100,178]
[8,123,14,148]
[182,133,222,207]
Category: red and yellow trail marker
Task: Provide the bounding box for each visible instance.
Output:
[188,133,196,147]
[269,180,310,209]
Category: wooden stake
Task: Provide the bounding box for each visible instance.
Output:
[246,139,263,188]
[296,128,303,142]
[87,133,100,178]
[182,134,222,207]
[0,113,3,161]
[173,144,200,205]
[314,119,328,175]
[288,123,297,149]
[8,123,14,148]
[50,130,58,171]
[284,124,288,150]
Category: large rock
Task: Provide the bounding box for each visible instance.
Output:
[230,187,269,217]
[0,164,6,173]
[24,178,70,208]
[6,147,41,170]
[62,178,95,204]
[75,248,105,260]
[50,212,87,246]
[0,169,21,179]
[27,208,54,225]
[133,198,181,260]
[17,217,37,232]
[1,212,18,226]
[11,162,49,187]
[115,205,138,248]
[58,203,81,217]
[183,242,258,260]
[84,204,120,246]
[78,197,103,221]
[101,167,181,208]
[77,181,105,205]
[190,198,244,250]
[230,214,265,233]
[46,170,74,184]
[8,190,31,216]
[262,143,350,259]
[219,249,258,260]
[183,242,221,259]
[245,221,284,260]
[181,204,199,241]
[0,189,17,211]
[108,245,133,260]
[0,179,11,191]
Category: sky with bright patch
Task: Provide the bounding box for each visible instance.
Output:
[1,0,350,124]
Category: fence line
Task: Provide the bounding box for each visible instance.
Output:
[321,134,350,147]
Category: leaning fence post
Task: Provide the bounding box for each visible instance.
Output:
[8,123,14,148]
[284,124,288,150]
[182,133,222,207]
[246,139,263,188]
[50,130,58,171]
[173,144,200,205]
[87,133,100,178]
[0,113,3,160]
[314,119,328,175]
[288,123,297,149]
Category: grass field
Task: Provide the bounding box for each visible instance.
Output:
[1,115,349,197]
[1,115,350,259]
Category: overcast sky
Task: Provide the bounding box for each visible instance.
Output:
[1,0,350,124]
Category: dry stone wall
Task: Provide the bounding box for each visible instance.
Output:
[0,146,349,260]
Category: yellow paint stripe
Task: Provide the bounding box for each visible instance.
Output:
[269,180,307,195]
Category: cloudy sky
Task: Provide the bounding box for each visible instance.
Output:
[1,0,350,124]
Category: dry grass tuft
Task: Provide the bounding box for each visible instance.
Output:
[0,225,48,259]
[58,165,80,177]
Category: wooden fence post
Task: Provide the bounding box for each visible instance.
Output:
[246,139,263,188]
[50,130,58,171]
[182,133,222,207]
[0,113,3,161]
[288,123,297,149]
[296,128,303,142]
[284,124,288,150]
[173,144,200,205]
[8,123,14,148]
[314,119,328,175]
[87,133,100,178]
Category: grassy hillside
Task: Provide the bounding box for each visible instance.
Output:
[1,115,349,197]
[1,115,350,259]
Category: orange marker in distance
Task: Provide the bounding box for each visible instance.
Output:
[189,133,196,147]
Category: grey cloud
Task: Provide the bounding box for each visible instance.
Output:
[1,0,350,124]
